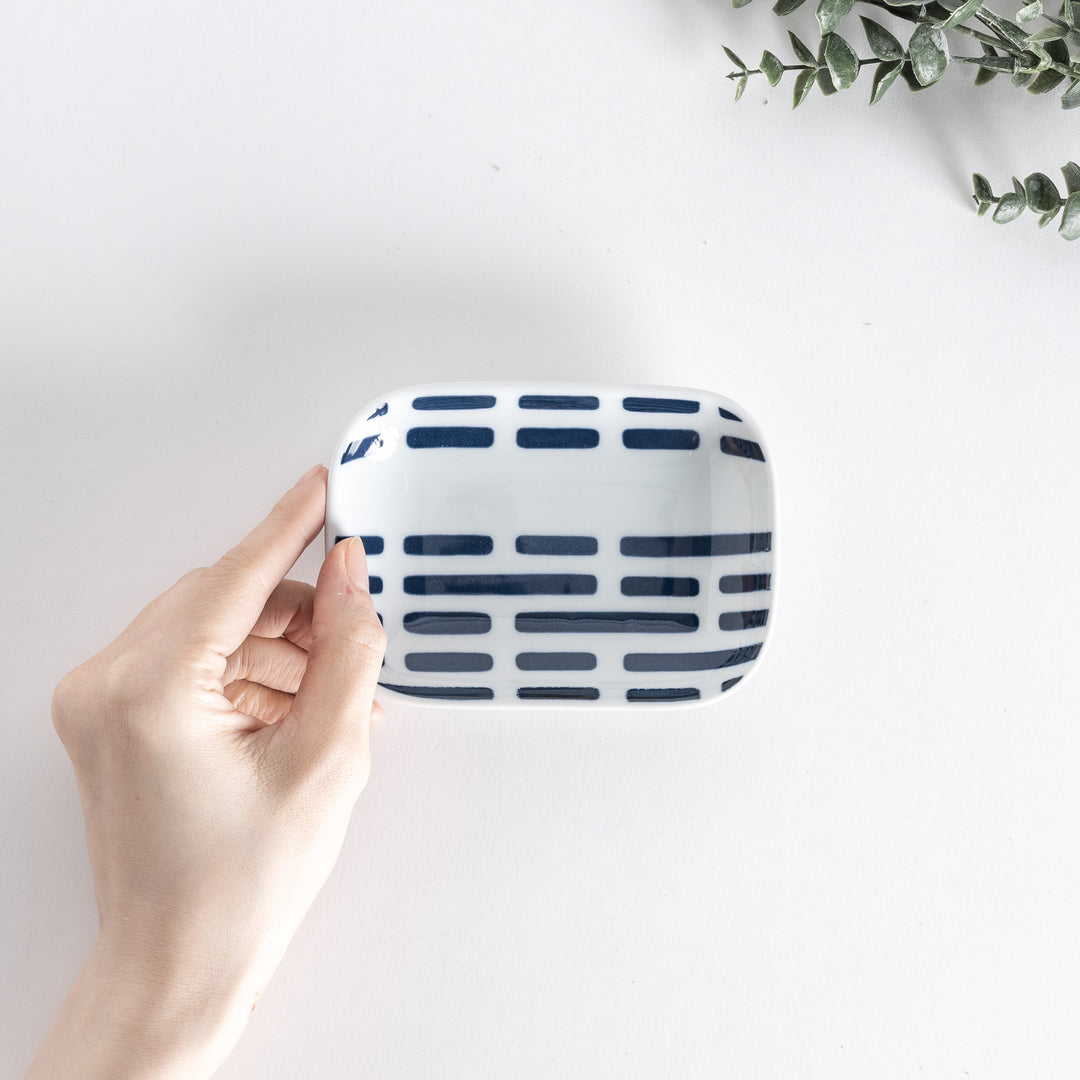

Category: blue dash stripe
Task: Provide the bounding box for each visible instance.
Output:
[333,534,384,555]
[720,435,765,461]
[404,652,494,672]
[516,535,598,556]
[626,687,701,701]
[722,676,743,691]
[379,682,494,700]
[622,429,700,450]
[341,434,383,463]
[518,394,599,410]
[515,611,698,633]
[403,612,492,635]
[369,576,383,594]
[407,426,494,449]
[719,610,770,631]
[517,686,600,700]
[405,574,596,596]
[516,652,597,671]
[404,534,494,556]
[719,573,771,593]
[516,427,599,449]
[718,407,742,422]
[621,533,772,557]
[412,394,496,410]
[621,576,699,597]
[623,643,763,672]
[622,396,699,414]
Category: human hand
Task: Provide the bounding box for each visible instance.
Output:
[26,465,386,1080]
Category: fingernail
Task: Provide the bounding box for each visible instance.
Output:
[294,463,324,487]
[345,537,370,592]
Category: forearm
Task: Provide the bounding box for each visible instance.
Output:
[24,940,252,1080]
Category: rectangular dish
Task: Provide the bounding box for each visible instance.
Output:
[326,382,775,707]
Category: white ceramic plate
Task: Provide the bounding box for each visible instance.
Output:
[326,383,775,707]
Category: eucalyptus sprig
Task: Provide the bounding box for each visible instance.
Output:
[972,163,1080,237]
[724,0,1080,108]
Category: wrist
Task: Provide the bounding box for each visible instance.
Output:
[24,937,255,1080]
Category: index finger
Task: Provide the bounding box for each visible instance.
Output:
[200,465,328,656]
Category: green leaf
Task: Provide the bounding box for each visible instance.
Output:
[1012,68,1033,88]
[816,64,839,94]
[1025,172,1062,210]
[723,46,748,71]
[860,16,904,59]
[1012,176,1026,197]
[793,65,818,106]
[1061,161,1080,193]
[869,58,904,101]
[1059,192,1080,239]
[939,0,983,29]
[1038,207,1060,227]
[1065,0,1076,25]
[823,32,860,88]
[974,43,1001,84]
[1046,37,1070,64]
[900,61,933,90]
[732,0,755,9]
[1016,0,1043,20]
[734,73,749,100]
[980,11,1028,48]
[1027,68,1066,93]
[992,192,1026,222]
[908,24,949,85]
[789,30,817,65]
[1026,24,1069,40]
[1062,78,1080,107]
[760,50,785,85]
[817,0,855,34]
[972,173,995,202]
[773,0,810,13]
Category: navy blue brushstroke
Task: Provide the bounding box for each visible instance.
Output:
[621,576,700,597]
[341,434,383,463]
[412,395,496,410]
[622,396,699,414]
[720,435,766,461]
[404,652,494,672]
[518,394,600,410]
[515,611,698,633]
[403,534,494,556]
[515,535,598,556]
[515,652,597,671]
[623,643,763,672]
[622,429,700,450]
[405,574,596,596]
[403,612,492,635]
[719,573,771,593]
[620,533,772,557]
[407,426,495,449]
[516,427,599,449]
[379,682,494,700]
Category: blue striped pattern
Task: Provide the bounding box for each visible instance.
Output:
[517,427,600,449]
[516,535,598,556]
[622,429,700,450]
[336,386,772,703]
[404,534,493,556]
[519,394,599,410]
[407,426,494,449]
[623,396,699,414]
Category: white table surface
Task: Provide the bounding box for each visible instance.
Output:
[4,2,1079,1077]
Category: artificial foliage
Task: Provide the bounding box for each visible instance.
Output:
[724,0,1079,237]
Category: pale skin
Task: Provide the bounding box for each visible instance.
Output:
[25,465,387,1080]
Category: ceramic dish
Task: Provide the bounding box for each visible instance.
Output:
[326,383,775,707]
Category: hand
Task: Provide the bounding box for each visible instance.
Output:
[26,465,386,1080]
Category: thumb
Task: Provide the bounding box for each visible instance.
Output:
[288,537,386,773]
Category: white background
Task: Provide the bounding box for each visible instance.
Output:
[4,1,1080,1077]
